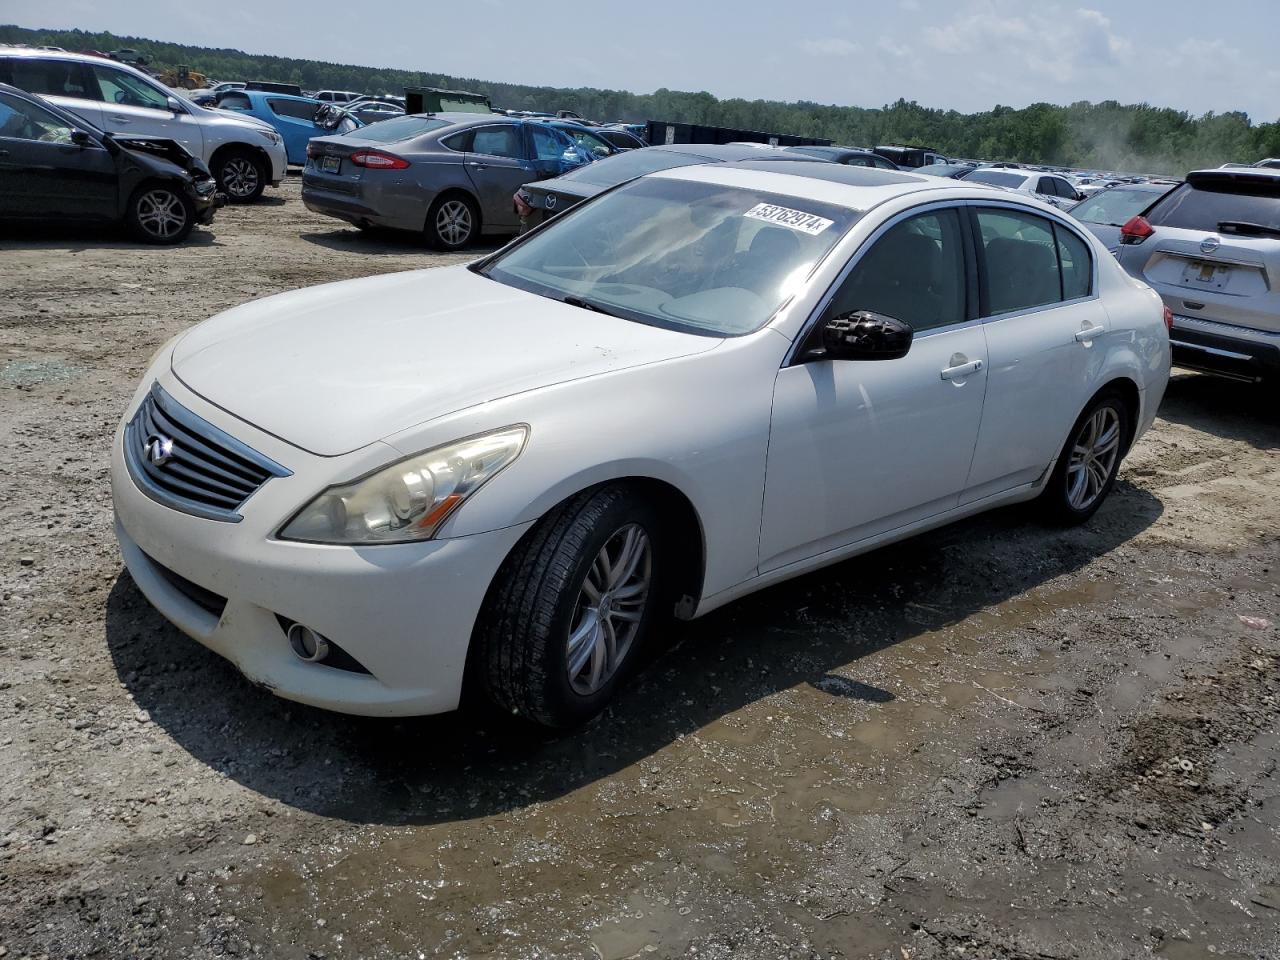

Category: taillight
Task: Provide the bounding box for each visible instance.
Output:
[1119,215,1154,244]
[350,150,410,170]
[1163,306,1174,332]
[306,142,321,159]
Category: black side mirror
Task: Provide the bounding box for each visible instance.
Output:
[70,129,93,148]
[819,310,913,361]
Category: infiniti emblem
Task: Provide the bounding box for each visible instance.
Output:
[145,434,174,467]
[1200,236,1220,253]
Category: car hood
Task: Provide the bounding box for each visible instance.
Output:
[171,266,719,456]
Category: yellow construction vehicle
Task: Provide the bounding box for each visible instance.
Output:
[158,65,208,90]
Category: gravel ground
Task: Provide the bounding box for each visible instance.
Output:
[1,178,1278,960]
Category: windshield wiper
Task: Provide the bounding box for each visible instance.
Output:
[1217,220,1280,239]
[560,294,622,318]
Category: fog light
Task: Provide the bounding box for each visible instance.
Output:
[286,623,330,663]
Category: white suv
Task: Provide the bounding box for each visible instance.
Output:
[0,48,287,203]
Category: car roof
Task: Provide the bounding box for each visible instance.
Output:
[1188,166,1280,183]
[236,90,319,104]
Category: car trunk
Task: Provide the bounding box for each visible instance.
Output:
[302,138,366,195]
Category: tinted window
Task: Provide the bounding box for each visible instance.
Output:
[0,90,74,143]
[268,98,317,120]
[351,115,451,143]
[560,147,714,186]
[976,209,1061,315]
[1055,224,1093,300]
[827,209,967,333]
[965,169,1028,189]
[1145,181,1280,232]
[1,58,91,98]
[470,124,523,159]
[88,65,168,109]
[1053,178,1078,199]
[1035,177,1056,196]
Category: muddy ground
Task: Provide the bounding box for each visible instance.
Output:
[1,178,1278,960]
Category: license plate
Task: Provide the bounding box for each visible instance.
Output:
[1182,259,1229,289]
[321,155,341,174]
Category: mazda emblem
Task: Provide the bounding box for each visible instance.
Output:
[1200,236,1220,254]
[545,194,557,210]
[145,434,174,467]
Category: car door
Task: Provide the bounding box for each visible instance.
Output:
[0,90,117,219]
[759,205,989,572]
[0,57,105,129]
[461,122,535,231]
[265,97,320,164]
[84,62,204,158]
[961,205,1107,502]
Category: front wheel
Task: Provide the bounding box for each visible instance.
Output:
[215,149,266,203]
[475,485,667,729]
[125,184,195,244]
[1040,390,1131,524]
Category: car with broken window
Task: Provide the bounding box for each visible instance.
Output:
[112,161,1169,729]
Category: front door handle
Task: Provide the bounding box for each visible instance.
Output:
[940,358,983,381]
[1074,324,1105,343]
[109,115,131,124]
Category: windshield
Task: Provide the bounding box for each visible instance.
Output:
[1070,187,1166,226]
[480,176,858,336]
[1147,181,1280,232]
[558,148,716,186]
[963,169,1028,188]
[350,115,451,142]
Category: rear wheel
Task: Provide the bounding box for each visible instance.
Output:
[215,149,266,203]
[125,184,194,244]
[1040,389,1130,524]
[475,485,667,729]
[426,194,478,250]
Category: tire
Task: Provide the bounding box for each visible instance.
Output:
[475,485,668,729]
[425,193,479,250]
[125,183,195,245]
[1039,389,1131,525]
[215,148,266,203]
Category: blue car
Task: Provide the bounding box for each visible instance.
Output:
[215,89,360,165]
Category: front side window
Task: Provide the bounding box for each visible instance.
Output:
[0,90,74,143]
[481,177,858,336]
[975,208,1069,314]
[88,65,168,110]
[826,208,967,333]
[470,124,523,160]
[530,124,570,161]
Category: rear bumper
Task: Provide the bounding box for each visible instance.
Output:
[301,182,423,232]
[1169,314,1280,382]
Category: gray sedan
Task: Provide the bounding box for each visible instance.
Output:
[302,114,586,248]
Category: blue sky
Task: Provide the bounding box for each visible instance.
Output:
[3,0,1278,122]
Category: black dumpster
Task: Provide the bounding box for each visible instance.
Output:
[644,121,831,148]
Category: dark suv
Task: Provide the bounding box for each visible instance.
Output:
[1115,168,1280,382]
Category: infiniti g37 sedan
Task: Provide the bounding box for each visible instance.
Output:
[111,162,1170,728]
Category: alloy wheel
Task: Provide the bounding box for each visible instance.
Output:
[1066,405,1121,510]
[566,523,651,696]
[221,157,259,198]
[136,189,188,240]
[436,200,472,246]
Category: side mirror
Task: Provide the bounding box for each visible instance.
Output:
[70,129,93,147]
[166,96,184,113]
[819,310,913,361]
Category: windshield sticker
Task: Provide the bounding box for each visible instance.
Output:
[744,202,834,236]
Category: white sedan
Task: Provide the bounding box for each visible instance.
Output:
[111,161,1170,728]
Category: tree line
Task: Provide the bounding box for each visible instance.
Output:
[4,24,1278,175]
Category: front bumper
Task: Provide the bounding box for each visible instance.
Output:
[1168,314,1280,383]
[110,380,532,717]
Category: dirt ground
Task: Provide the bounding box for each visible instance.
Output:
[1,177,1278,960]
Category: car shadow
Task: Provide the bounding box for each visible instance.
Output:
[1157,370,1280,451]
[105,484,1163,826]
[300,229,509,257]
[0,221,220,250]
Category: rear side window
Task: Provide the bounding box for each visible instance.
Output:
[268,98,317,121]
[827,208,967,333]
[1146,181,1280,232]
[470,124,523,159]
[218,92,252,111]
[0,58,92,99]
[976,208,1093,313]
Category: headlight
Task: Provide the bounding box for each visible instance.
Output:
[278,426,528,544]
[258,129,282,145]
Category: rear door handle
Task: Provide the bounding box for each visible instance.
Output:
[940,358,983,381]
[1074,324,1105,343]
[467,160,487,170]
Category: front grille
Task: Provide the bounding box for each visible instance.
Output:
[124,384,290,522]
[149,553,228,619]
